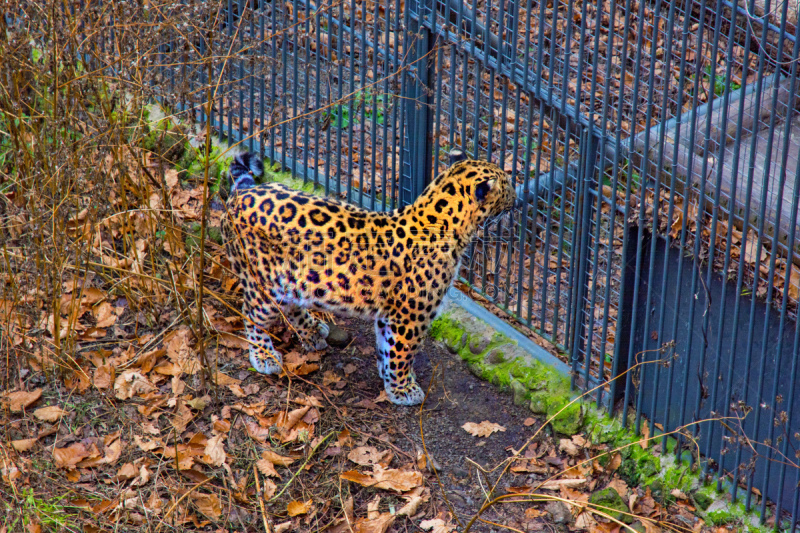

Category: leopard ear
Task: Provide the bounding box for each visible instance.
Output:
[475,179,496,202]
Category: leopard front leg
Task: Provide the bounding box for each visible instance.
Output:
[284,304,329,352]
[374,318,425,406]
[244,301,284,374]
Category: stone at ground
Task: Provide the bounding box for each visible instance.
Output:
[544,501,571,524]
[325,323,351,347]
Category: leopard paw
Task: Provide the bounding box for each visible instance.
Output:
[249,349,282,374]
[384,379,425,406]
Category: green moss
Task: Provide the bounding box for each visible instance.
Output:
[693,491,712,511]
[589,487,633,524]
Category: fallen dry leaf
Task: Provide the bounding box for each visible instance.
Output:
[607,452,622,472]
[53,443,91,469]
[397,487,429,517]
[114,370,155,399]
[354,513,395,533]
[607,476,629,498]
[559,438,580,456]
[523,417,536,426]
[420,518,456,533]
[12,438,37,452]
[639,421,651,449]
[671,488,689,500]
[260,449,296,467]
[287,499,312,516]
[539,478,586,490]
[93,364,114,389]
[116,462,138,480]
[203,434,226,467]
[256,458,279,478]
[192,492,221,519]
[373,390,389,403]
[2,388,42,412]
[33,405,68,422]
[341,465,422,493]
[462,421,506,438]
[574,511,597,530]
[348,446,392,467]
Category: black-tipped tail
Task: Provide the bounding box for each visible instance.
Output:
[229,152,264,192]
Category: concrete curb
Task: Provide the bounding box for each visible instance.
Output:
[442,288,571,376]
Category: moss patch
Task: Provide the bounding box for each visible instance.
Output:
[430,310,581,434]
[589,487,633,524]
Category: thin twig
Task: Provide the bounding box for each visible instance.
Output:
[253,464,273,533]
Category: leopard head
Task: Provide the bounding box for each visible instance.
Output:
[419,160,516,236]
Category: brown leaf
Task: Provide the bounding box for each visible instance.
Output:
[287,499,312,517]
[281,406,310,431]
[461,421,506,438]
[261,450,296,467]
[789,269,800,301]
[244,419,270,443]
[165,327,200,374]
[558,438,579,456]
[744,239,767,264]
[523,417,536,426]
[608,476,629,498]
[341,465,422,493]
[93,301,117,328]
[33,405,68,422]
[639,422,650,449]
[397,487,429,517]
[336,428,354,448]
[261,477,277,499]
[114,371,155,399]
[192,493,221,519]
[354,513,396,533]
[134,435,163,452]
[203,434,226,467]
[116,462,138,480]
[2,388,42,412]
[538,478,586,490]
[607,452,622,472]
[643,521,662,533]
[256,459,280,477]
[53,443,91,469]
[373,390,389,403]
[347,446,392,467]
[94,364,114,389]
[420,518,457,533]
[12,438,37,452]
[171,401,194,433]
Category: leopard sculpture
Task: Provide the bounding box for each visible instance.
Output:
[223,152,516,405]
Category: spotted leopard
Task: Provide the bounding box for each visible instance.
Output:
[223,152,516,405]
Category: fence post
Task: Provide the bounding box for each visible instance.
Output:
[402,0,435,204]
[569,128,601,392]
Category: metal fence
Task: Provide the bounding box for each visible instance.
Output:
[143,0,800,526]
